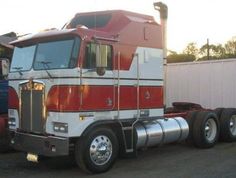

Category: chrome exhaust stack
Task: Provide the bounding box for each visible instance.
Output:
[154,2,168,60]
[154,2,168,107]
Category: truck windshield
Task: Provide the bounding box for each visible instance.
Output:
[10,37,80,72]
[10,45,36,72]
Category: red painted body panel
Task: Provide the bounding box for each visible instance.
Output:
[113,45,137,70]
[139,87,163,109]
[0,119,5,136]
[67,10,158,32]
[117,86,163,110]
[46,85,163,112]
[46,85,114,111]
[0,114,8,136]
[8,87,19,110]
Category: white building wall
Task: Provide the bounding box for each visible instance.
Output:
[166,58,236,109]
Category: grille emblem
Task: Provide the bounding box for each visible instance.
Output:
[28,78,34,90]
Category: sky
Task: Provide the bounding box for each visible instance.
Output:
[1,0,236,52]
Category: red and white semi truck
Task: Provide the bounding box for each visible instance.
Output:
[8,2,236,173]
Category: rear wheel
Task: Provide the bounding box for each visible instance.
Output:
[219,108,236,142]
[185,111,198,144]
[192,111,219,148]
[75,127,118,173]
[214,108,224,119]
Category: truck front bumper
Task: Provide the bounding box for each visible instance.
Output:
[10,131,69,156]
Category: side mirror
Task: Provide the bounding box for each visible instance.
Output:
[0,58,9,78]
[96,44,108,76]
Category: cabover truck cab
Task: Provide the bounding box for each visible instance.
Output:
[8,3,236,173]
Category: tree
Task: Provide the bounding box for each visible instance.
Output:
[199,44,226,60]
[168,50,177,55]
[166,43,197,63]
[225,37,236,58]
[183,42,199,58]
[168,36,236,63]
[212,44,226,58]
[167,53,195,63]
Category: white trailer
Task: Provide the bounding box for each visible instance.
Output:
[166,58,236,109]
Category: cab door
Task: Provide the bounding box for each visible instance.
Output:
[80,43,115,112]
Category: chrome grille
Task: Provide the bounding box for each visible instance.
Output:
[20,80,45,133]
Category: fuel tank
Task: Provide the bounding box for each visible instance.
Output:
[135,117,189,148]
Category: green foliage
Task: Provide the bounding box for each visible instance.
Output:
[197,55,218,61]
[0,46,12,59]
[199,44,226,60]
[183,42,199,57]
[225,37,236,57]
[167,53,195,63]
[168,37,236,63]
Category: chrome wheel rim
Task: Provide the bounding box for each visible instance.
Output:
[229,115,236,136]
[89,135,112,166]
[205,118,217,142]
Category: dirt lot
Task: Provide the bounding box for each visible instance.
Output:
[0,142,236,178]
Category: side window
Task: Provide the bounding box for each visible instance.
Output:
[84,43,112,70]
[84,43,96,69]
[106,45,112,70]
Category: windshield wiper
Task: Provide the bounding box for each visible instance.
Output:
[38,61,53,79]
[12,67,23,76]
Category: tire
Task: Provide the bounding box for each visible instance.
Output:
[192,111,220,148]
[219,108,236,142]
[185,111,199,144]
[214,108,224,119]
[0,135,10,153]
[75,127,119,173]
[0,143,8,153]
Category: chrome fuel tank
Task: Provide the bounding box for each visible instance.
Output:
[135,117,189,148]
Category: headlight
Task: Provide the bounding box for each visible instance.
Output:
[53,122,68,133]
[8,117,16,127]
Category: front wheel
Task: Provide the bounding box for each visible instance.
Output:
[75,127,118,173]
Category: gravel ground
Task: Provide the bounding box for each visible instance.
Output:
[0,142,236,178]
